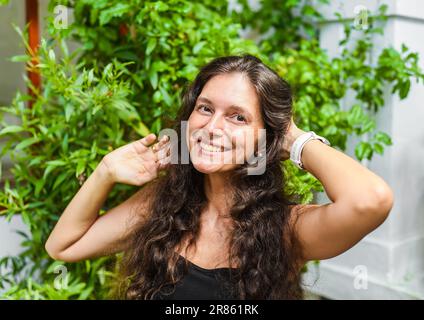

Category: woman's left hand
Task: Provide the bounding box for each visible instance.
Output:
[281,117,306,161]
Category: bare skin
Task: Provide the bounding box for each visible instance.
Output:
[283,118,393,265]
[44,133,171,262]
[179,73,265,268]
[45,73,394,270]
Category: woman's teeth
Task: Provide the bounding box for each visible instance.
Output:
[199,141,224,153]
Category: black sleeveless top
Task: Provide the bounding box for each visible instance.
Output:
[152,255,240,300]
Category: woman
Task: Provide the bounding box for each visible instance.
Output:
[45,55,394,300]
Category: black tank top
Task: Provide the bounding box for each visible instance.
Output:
[152,255,240,300]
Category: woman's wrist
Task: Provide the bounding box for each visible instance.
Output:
[286,128,307,155]
[289,131,331,170]
[96,159,116,187]
[299,139,322,172]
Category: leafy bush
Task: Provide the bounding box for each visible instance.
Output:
[0,0,259,299]
[0,0,423,299]
[232,1,424,199]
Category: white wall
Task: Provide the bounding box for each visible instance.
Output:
[303,0,424,299]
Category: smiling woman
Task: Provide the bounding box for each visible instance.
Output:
[45,55,393,300]
[187,72,265,174]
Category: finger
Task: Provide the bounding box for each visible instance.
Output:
[158,133,169,142]
[156,144,171,160]
[151,148,160,163]
[151,135,169,152]
[157,134,169,147]
[139,133,157,148]
[151,139,171,158]
[157,155,171,170]
[155,139,170,153]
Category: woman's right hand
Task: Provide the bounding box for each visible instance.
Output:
[100,133,171,186]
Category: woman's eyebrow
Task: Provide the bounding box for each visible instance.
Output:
[197,96,253,118]
[197,96,213,104]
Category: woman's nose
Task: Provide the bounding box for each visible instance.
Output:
[205,114,225,136]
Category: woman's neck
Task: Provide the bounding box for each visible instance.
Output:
[203,172,233,226]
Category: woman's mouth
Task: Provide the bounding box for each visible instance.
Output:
[196,137,231,154]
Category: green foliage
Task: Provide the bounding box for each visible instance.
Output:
[1,257,116,299]
[231,0,330,50]
[0,0,423,299]
[46,0,260,132]
[0,0,257,300]
[0,34,133,299]
[231,1,424,200]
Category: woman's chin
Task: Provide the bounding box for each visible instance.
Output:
[192,162,224,174]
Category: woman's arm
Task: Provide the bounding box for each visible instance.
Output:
[45,134,167,262]
[45,161,155,263]
[45,162,115,260]
[285,120,394,262]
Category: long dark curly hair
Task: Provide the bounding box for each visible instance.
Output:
[116,55,304,300]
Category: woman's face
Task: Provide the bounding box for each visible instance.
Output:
[187,72,265,174]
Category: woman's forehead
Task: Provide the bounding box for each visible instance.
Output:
[198,73,260,111]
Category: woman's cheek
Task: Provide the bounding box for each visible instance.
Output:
[186,118,199,151]
[229,131,244,163]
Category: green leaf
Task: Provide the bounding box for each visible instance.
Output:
[193,41,206,54]
[87,69,94,86]
[301,5,317,17]
[0,125,24,135]
[159,86,172,107]
[46,160,67,167]
[149,69,158,89]
[355,141,373,161]
[146,38,157,55]
[99,3,131,25]
[373,143,384,155]
[78,286,94,300]
[15,137,40,150]
[61,133,69,154]
[34,179,46,197]
[48,49,56,62]
[151,117,162,132]
[362,119,375,133]
[28,157,41,167]
[76,160,86,177]
[347,105,364,125]
[130,121,150,137]
[102,63,113,79]
[154,1,169,11]
[43,164,56,180]
[53,172,69,189]
[399,79,411,99]
[10,55,31,62]
[375,132,392,146]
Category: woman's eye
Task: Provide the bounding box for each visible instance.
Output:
[232,114,247,123]
[198,105,212,113]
